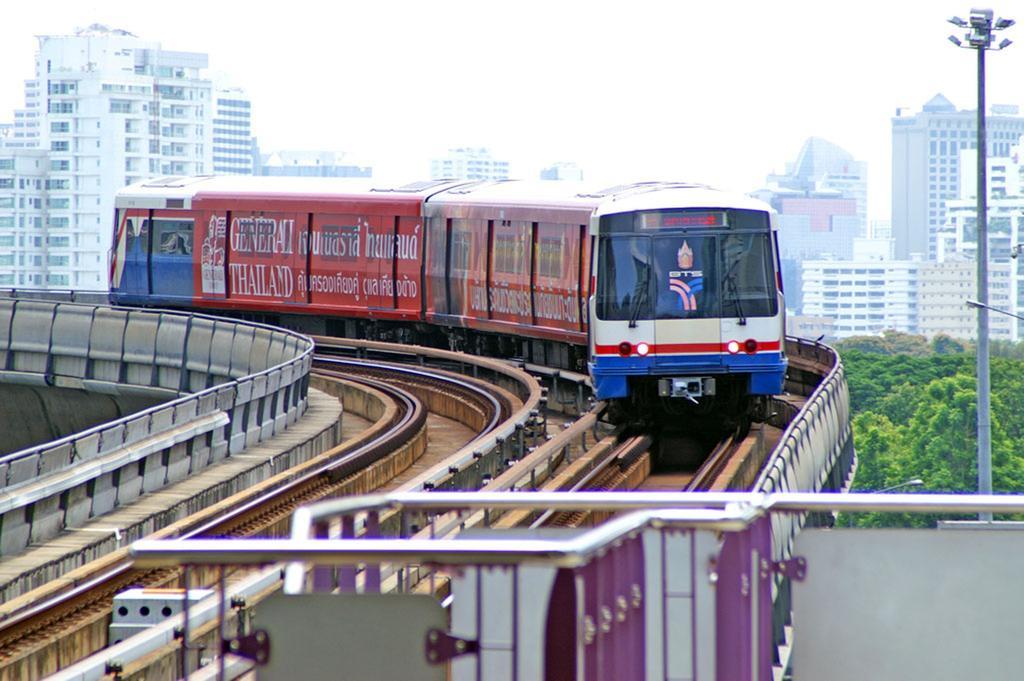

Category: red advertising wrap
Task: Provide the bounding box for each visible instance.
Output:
[307,213,423,317]
[226,211,305,305]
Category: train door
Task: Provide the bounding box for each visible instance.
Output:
[533,222,582,333]
[650,232,722,369]
[363,215,391,312]
[424,216,449,318]
[448,219,487,322]
[111,208,150,296]
[394,216,422,316]
[226,211,305,306]
[196,211,227,300]
[490,220,531,326]
[308,212,366,312]
[149,211,197,300]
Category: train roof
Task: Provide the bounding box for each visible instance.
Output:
[590,183,773,217]
[114,176,773,217]
[114,175,474,209]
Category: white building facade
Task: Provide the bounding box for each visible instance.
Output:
[212,87,254,175]
[430,147,510,181]
[801,239,919,338]
[0,25,214,289]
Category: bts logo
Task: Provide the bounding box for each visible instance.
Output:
[668,240,703,312]
[677,241,693,270]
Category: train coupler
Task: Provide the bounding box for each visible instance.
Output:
[658,377,716,402]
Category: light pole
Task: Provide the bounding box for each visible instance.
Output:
[949,9,1014,522]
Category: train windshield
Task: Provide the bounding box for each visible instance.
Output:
[595,231,777,321]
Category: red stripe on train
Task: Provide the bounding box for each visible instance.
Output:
[594,340,782,355]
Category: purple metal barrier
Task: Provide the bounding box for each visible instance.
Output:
[716,515,774,681]
[581,533,645,680]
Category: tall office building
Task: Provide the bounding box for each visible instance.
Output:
[753,137,866,314]
[0,24,214,289]
[934,140,1024,341]
[765,137,867,229]
[891,94,1024,261]
[430,147,509,181]
[213,87,254,175]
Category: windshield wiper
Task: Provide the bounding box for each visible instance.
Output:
[723,257,747,326]
[725,274,747,325]
[629,266,650,328]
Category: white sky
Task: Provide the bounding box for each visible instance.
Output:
[1,0,1022,222]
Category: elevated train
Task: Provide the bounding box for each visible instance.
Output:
[110,176,786,423]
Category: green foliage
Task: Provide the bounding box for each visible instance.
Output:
[840,338,1024,528]
[931,334,966,355]
[835,330,932,357]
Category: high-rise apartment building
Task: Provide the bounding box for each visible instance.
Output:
[0,25,215,289]
[213,87,254,175]
[430,147,509,181]
[891,94,1024,261]
[800,251,919,338]
[915,257,997,341]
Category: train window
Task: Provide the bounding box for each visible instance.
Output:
[493,235,518,273]
[595,236,652,321]
[492,221,530,275]
[597,232,776,321]
[538,237,564,278]
[151,219,193,256]
[652,235,718,320]
[450,228,471,273]
[718,233,777,318]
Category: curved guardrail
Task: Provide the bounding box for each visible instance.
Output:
[0,299,313,556]
[756,337,854,561]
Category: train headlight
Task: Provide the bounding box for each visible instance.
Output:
[618,342,633,357]
[727,340,740,354]
[744,339,759,354]
[636,342,650,356]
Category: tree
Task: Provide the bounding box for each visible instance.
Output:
[931,334,965,355]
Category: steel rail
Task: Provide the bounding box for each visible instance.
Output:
[0,352,514,653]
[0,369,421,650]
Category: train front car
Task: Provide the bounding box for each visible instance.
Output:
[588,184,786,430]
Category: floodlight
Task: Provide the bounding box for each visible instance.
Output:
[948,16,968,27]
[949,34,963,46]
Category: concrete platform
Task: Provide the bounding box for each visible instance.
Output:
[0,388,342,603]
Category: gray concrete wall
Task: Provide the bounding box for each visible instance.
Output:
[0,383,167,457]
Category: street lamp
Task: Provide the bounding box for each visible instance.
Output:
[877,479,925,493]
[948,8,1014,522]
[967,298,1024,323]
[845,479,925,526]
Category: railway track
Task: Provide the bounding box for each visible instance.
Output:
[0,352,526,676]
[3,337,831,679]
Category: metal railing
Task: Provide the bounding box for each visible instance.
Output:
[127,492,1024,681]
[0,298,313,555]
